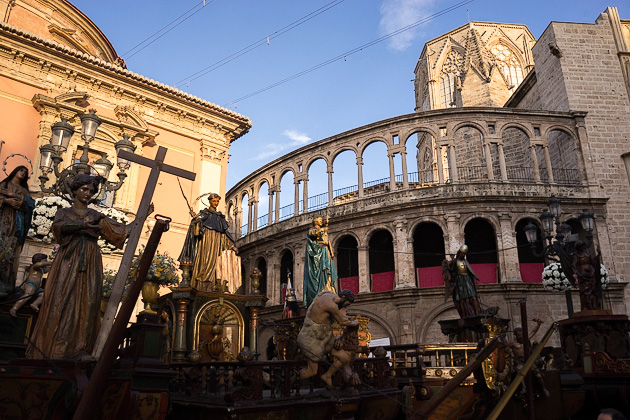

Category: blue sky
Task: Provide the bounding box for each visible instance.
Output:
[71,0,628,212]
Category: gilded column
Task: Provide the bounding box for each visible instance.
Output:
[172,297,190,362]
[249,307,260,352]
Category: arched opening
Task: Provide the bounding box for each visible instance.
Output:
[502,127,533,182]
[332,150,358,205]
[257,181,270,229]
[463,218,498,283]
[547,129,580,185]
[515,218,544,283]
[369,229,395,292]
[336,235,359,294]
[362,141,390,197]
[406,131,439,186]
[240,193,249,237]
[306,158,328,212]
[280,250,294,303]
[454,126,487,182]
[279,170,295,220]
[413,222,445,287]
[256,257,267,296]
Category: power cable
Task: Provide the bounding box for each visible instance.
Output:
[173,0,345,87]
[224,0,474,107]
[123,0,214,60]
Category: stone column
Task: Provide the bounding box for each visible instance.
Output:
[274,187,280,223]
[327,165,333,206]
[233,207,241,238]
[400,150,409,189]
[394,298,417,344]
[436,144,445,184]
[388,152,396,191]
[293,247,305,304]
[357,245,370,293]
[484,142,495,180]
[268,259,280,304]
[294,180,300,216]
[394,219,415,288]
[529,145,541,182]
[268,190,274,226]
[303,178,309,213]
[448,143,458,183]
[357,156,364,198]
[572,114,597,185]
[247,201,254,234]
[252,198,259,231]
[497,142,508,181]
[543,145,554,183]
[444,213,461,254]
[498,213,520,282]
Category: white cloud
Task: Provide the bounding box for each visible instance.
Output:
[379,0,434,51]
[283,129,311,145]
[252,129,313,160]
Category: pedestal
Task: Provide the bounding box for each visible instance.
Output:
[438,315,510,343]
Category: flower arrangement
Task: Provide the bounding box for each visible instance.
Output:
[102,269,116,298]
[600,264,610,289]
[27,197,129,252]
[129,247,180,287]
[28,196,70,243]
[89,204,129,253]
[541,262,571,292]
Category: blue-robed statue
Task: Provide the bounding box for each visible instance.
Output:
[303,216,338,308]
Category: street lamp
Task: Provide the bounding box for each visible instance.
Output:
[523,196,595,317]
[38,109,136,198]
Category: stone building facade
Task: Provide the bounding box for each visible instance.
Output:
[226,8,630,351]
[0,0,251,276]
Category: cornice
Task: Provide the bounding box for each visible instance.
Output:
[0,21,252,141]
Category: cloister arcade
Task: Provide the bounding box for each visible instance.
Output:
[226,107,608,310]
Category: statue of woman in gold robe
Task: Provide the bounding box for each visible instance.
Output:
[179,193,241,293]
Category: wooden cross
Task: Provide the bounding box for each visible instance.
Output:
[92,146,195,357]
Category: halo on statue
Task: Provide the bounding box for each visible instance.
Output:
[193,192,218,209]
[2,153,34,176]
[54,164,108,203]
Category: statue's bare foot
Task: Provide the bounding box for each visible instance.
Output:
[30,304,39,312]
[9,308,17,317]
[320,374,333,388]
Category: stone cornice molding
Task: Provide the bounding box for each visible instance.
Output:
[0,21,251,141]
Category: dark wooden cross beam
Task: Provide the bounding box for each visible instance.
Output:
[93,146,195,357]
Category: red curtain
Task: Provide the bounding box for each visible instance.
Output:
[371,271,395,292]
[339,276,359,294]
[520,263,544,283]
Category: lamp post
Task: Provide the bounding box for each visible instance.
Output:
[38,109,136,198]
[523,195,595,318]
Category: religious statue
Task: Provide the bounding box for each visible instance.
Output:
[303,216,337,308]
[443,244,481,318]
[507,318,550,398]
[27,174,146,360]
[572,240,603,311]
[0,166,35,297]
[297,290,359,388]
[10,253,51,316]
[179,193,241,293]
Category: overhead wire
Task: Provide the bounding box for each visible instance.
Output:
[173,0,346,87]
[224,0,475,107]
[122,0,215,60]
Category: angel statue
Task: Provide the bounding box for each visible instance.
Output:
[442,244,481,318]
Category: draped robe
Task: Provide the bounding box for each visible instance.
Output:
[27,207,127,360]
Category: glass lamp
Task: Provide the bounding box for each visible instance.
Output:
[579,209,594,232]
[80,109,102,142]
[92,156,113,179]
[114,135,136,171]
[50,118,74,152]
[524,222,538,243]
[539,210,554,235]
[548,195,561,218]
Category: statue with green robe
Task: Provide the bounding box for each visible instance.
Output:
[303,216,337,308]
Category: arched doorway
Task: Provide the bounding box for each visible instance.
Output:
[413,222,446,287]
[463,218,498,283]
[280,250,294,303]
[369,229,395,292]
[337,235,359,294]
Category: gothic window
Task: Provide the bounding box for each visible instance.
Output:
[490,44,524,93]
[439,50,463,108]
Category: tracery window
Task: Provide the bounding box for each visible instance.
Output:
[439,50,463,108]
[491,44,524,93]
